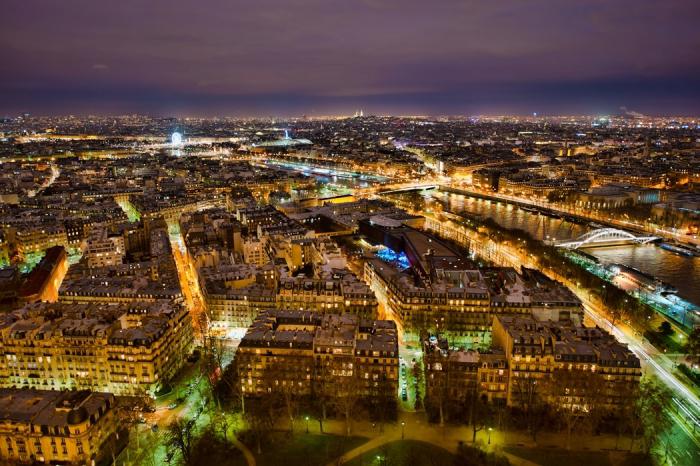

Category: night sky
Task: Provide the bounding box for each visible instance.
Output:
[2,0,699,117]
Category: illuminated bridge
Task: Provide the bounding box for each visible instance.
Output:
[555,228,660,249]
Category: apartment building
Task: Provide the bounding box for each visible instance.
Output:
[423,335,509,410]
[236,310,398,402]
[492,315,641,409]
[85,227,126,268]
[0,389,119,466]
[277,272,378,319]
[0,301,193,396]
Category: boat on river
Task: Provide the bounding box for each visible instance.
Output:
[610,263,678,293]
[519,206,540,214]
[659,242,698,257]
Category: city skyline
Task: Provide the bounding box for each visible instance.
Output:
[1,112,699,466]
[1,2,700,465]
[2,0,700,117]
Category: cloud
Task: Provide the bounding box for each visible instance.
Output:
[0,0,698,115]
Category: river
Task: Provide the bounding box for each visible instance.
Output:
[265,160,700,307]
[433,191,700,306]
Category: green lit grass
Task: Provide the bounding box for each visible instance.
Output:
[18,251,45,273]
[503,446,651,466]
[116,198,141,222]
[345,440,456,466]
[248,433,367,466]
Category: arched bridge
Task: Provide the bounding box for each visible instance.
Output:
[556,228,660,249]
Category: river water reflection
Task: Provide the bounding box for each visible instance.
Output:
[435,191,700,306]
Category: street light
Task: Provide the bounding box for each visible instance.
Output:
[305,416,310,433]
[401,421,405,439]
[488,427,493,445]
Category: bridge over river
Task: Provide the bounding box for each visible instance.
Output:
[555,228,660,249]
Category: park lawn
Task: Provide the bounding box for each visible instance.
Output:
[345,440,456,466]
[254,432,368,466]
[504,446,652,466]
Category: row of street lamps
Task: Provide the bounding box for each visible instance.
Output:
[302,415,496,447]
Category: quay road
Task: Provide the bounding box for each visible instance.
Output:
[436,183,700,248]
[351,173,699,248]
[421,210,700,461]
[251,155,696,247]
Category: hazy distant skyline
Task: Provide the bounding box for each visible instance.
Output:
[2,0,699,117]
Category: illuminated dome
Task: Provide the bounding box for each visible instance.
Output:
[171,131,183,146]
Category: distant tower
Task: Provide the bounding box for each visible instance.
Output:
[360,109,364,117]
[284,129,290,139]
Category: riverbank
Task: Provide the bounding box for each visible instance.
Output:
[439,184,699,248]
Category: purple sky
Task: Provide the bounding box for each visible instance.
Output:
[2,0,699,116]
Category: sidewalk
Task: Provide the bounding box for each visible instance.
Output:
[266,411,638,465]
[232,434,256,466]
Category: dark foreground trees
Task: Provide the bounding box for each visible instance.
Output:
[628,378,672,454]
[165,418,195,465]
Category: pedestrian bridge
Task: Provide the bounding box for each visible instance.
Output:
[555,228,660,249]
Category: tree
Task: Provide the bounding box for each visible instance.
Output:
[214,355,244,413]
[309,357,334,433]
[492,398,509,431]
[311,359,333,433]
[200,329,228,406]
[165,418,195,465]
[411,358,425,402]
[114,389,155,453]
[630,378,672,454]
[547,190,567,204]
[333,376,362,436]
[611,382,638,450]
[424,363,448,425]
[189,427,245,466]
[550,369,602,450]
[685,328,700,364]
[465,383,491,443]
[511,375,550,442]
[276,379,301,435]
[244,398,274,455]
[211,410,232,443]
[368,372,397,433]
[412,357,425,411]
[454,443,511,466]
[607,296,630,330]
[658,321,673,336]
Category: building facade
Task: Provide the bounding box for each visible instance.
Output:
[0,389,119,466]
[492,315,641,410]
[236,310,398,403]
[0,301,193,396]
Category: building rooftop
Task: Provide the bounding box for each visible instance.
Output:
[0,388,114,428]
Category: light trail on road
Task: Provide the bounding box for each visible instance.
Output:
[423,206,700,447]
